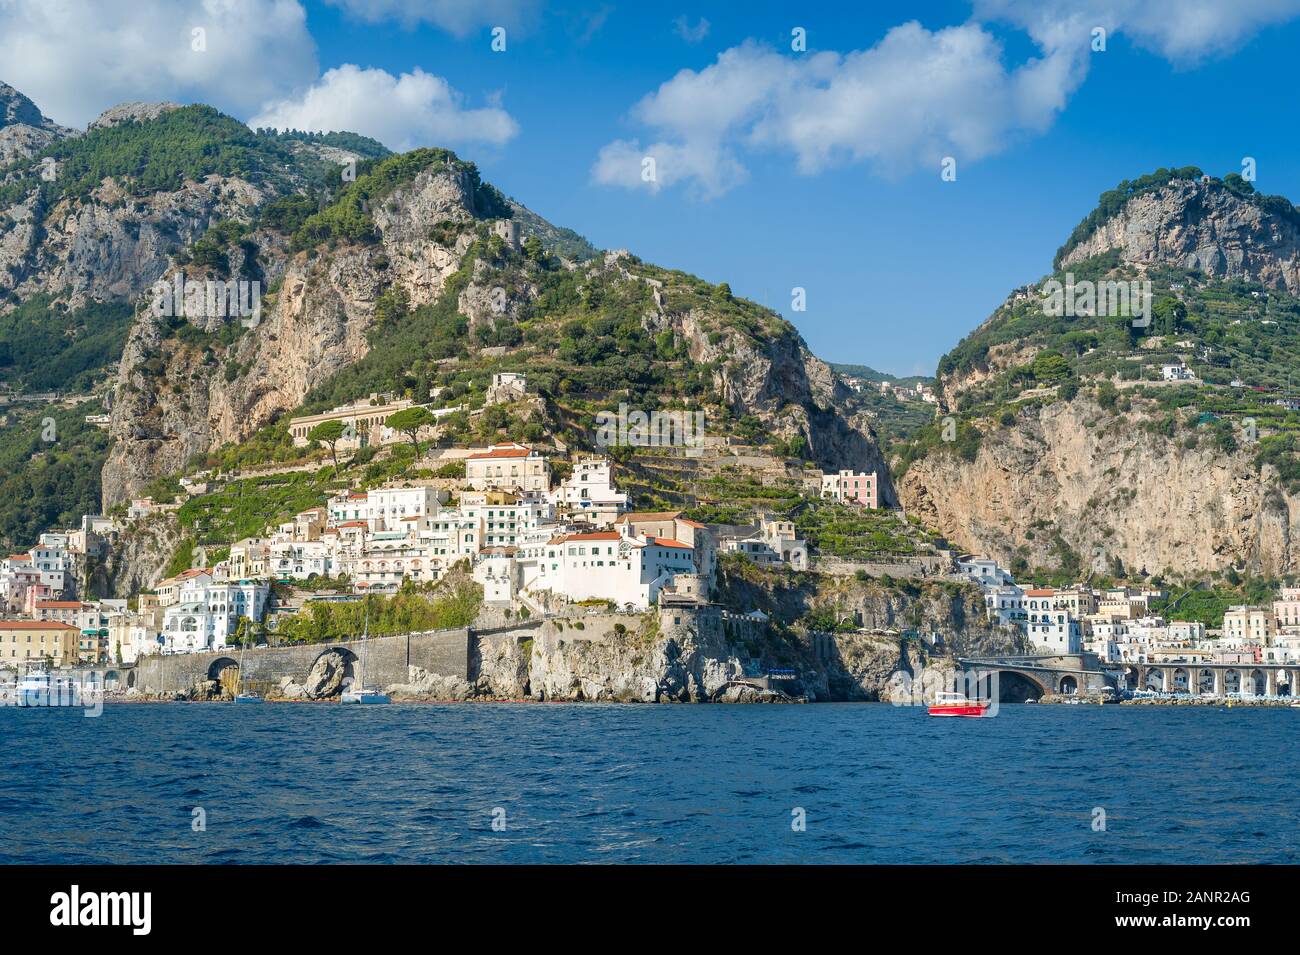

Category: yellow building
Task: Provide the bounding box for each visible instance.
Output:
[0,620,80,667]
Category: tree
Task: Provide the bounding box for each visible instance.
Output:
[386,406,436,458]
[307,419,347,474]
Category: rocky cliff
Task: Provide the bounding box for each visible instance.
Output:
[899,170,1300,576]
[0,82,75,164]
[899,395,1298,577]
[1060,176,1300,295]
[98,148,887,506]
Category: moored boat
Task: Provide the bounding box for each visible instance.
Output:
[10,666,86,708]
[928,691,992,718]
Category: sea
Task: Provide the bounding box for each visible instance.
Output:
[1,702,1295,864]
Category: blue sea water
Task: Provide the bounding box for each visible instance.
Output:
[0,702,1295,864]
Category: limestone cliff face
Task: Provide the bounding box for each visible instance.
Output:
[1060,177,1300,294]
[0,98,278,310]
[100,162,479,507]
[897,396,1298,577]
[0,82,76,164]
[74,514,182,599]
[99,157,888,505]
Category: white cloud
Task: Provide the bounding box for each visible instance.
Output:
[594,2,1300,197]
[249,64,519,151]
[0,0,319,128]
[592,26,1086,196]
[321,0,539,36]
[976,0,1300,63]
[593,138,747,197]
[673,15,710,44]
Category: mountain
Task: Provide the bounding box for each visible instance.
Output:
[0,83,885,536]
[0,82,76,164]
[99,144,887,506]
[896,169,1300,580]
[829,362,933,387]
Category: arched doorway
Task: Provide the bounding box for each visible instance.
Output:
[1197,669,1216,695]
[1250,669,1267,697]
[1058,675,1078,695]
[207,657,241,696]
[1122,666,1140,690]
[995,670,1048,703]
[1172,668,1190,694]
[1224,669,1242,695]
[1145,669,1165,692]
[1278,672,1293,697]
[104,670,120,690]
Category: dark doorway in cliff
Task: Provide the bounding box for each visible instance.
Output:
[996,671,1044,703]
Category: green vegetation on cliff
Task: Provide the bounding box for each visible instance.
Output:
[272,577,481,644]
[0,403,108,551]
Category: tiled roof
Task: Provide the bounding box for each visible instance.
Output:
[615,511,681,523]
[468,445,533,460]
[0,620,79,630]
[647,537,692,550]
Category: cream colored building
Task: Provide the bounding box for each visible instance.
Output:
[465,443,550,493]
[287,394,417,450]
[1223,606,1275,644]
[0,620,80,666]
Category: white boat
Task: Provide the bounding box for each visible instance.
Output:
[340,614,389,705]
[9,666,86,707]
[340,687,391,705]
[233,634,262,703]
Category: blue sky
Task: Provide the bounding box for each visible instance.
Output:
[5,1,1300,376]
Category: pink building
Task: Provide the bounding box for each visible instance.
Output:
[820,469,879,508]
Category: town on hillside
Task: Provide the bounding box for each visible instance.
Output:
[0,379,886,675]
[963,556,1300,696]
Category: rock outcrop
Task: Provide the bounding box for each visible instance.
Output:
[1060,176,1300,295]
[898,396,1299,577]
[0,81,75,163]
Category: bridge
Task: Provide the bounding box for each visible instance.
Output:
[1117,662,1297,698]
[956,654,1116,701]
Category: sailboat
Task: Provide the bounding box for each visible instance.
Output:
[233,628,262,703]
[340,611,390,705]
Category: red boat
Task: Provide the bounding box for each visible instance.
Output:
[928,691,992,718]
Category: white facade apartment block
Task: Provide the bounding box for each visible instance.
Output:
[984,585,1026,627]
[530,531,698,610]
[328,486,443,531]
[161,579,269,652]
[465,443,550,493]
[1223,606,1274,644]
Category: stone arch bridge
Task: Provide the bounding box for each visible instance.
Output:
[956,654,1116,701]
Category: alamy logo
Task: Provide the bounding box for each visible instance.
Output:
[150,275,262,328]
[594,403,706,448]
[1042,272,1152,327]
[49,885,151,936]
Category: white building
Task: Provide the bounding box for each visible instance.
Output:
[327,486,446,532]
[1023,589,1082,653]
[720,518,808,571]
[984,584,1026,627]
[465,443,550,493]
[161,579,270,653]
[486,372,527,404]
[529,530,698,610]
[548,455,628,525]
[958,556,1014,588]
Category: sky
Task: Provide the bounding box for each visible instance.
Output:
[3,0,1300,376]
